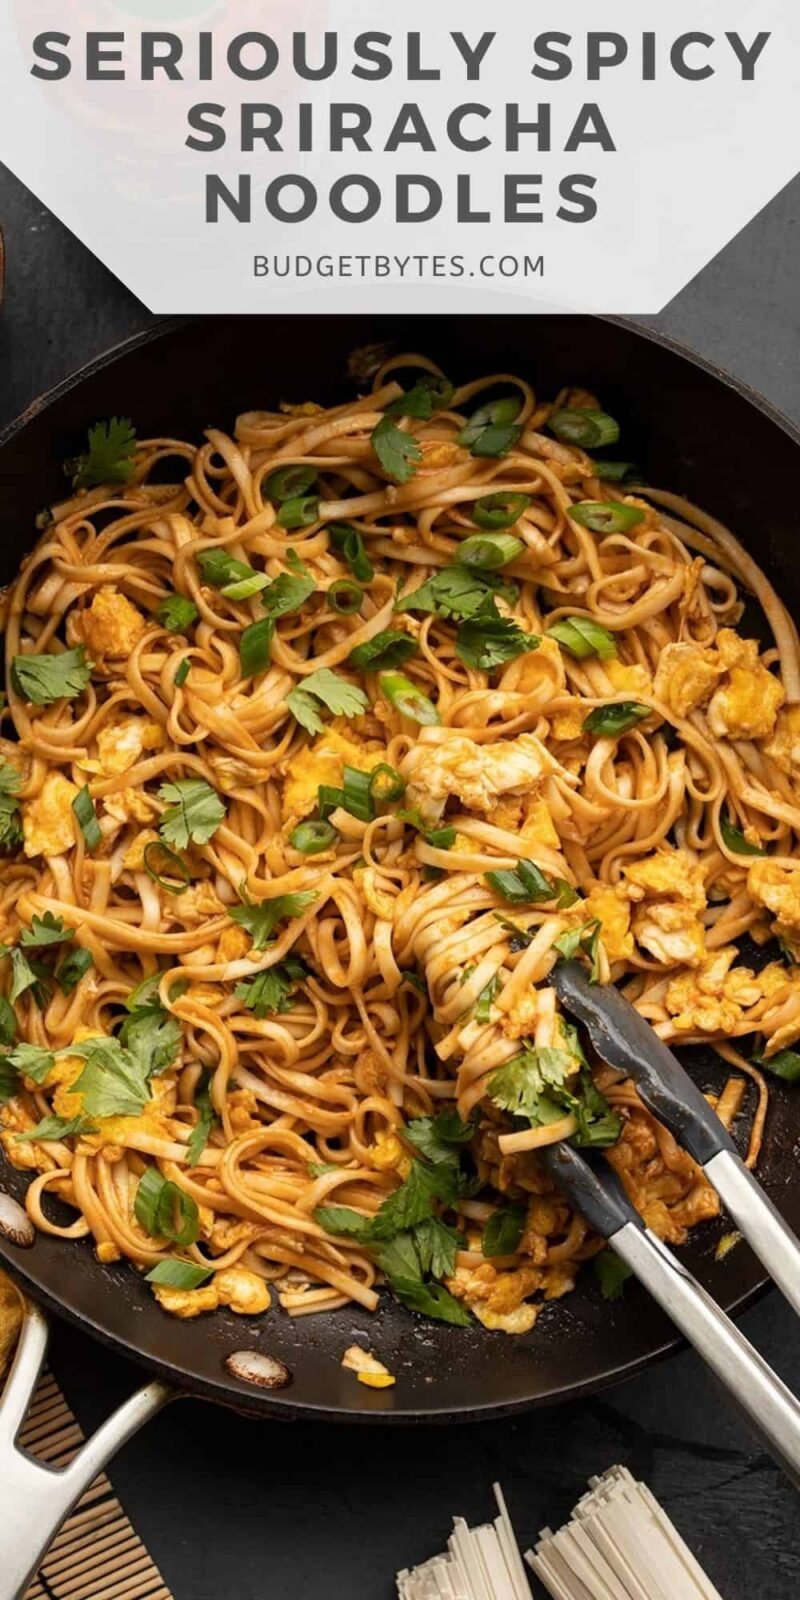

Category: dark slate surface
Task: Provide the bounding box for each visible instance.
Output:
[1,166,800,1597]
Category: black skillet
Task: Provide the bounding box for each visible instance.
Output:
[0,314,799,1431]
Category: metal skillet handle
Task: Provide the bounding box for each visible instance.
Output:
[0,1300,173,1600]
[542,1145,800,1490]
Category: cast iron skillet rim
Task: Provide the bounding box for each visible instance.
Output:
[3,311,800,457]
[0,312,794,1423]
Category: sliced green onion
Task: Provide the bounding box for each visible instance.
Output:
[550,409,620,448]
[328,523,374,583]
[589,459,637,482]
[135,1167,199,1246]
[174,659,190,688]
[290,819,337,855]
[399,809,457,850]
[318,784,345,822]
[720,816,765,857]
[327,579,364,615]
[196,549,253,588]
[756,1049,800,1083]
[342,766,373,822]
[583,702,651,737]
[157,594,198,633]
[278,495,320,530]
[368,763,406,805]
[547,616,618,661]
[569,501,645,534]
[459,397,520,445]
[72,786,102,851]
[380,672,440,725]
[264,464,317,502]
[457,533,524,572]
[220,572,271,601]
[473,492,531,531]
[145,1258,213,1290]
[143,840,192,895]
[485,860,556,903]
[240,617,274,679]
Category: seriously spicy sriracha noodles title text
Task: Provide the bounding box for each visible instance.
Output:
[30,28,770,225]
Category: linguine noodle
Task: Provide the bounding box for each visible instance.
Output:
[0,353,797,1335]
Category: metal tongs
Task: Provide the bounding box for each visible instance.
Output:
[542,960,800,1488]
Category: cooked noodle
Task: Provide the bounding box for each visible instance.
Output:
[0,355,797,1333]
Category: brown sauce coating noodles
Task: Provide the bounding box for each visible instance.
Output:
[0,359,796,1333]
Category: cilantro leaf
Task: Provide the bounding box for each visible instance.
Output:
[262,572,315,617]
[229,891,317,951]
[12,648,92,707]
[0,997,16,1047]
[235,958,306,1017]
[20,913,70,949]
[71,1036,151,1118]
[482,1205,526,1258]
[395,566,509,621]
[7,1042,56,1083]
[553,919,602,981]
[286,668,368,734]
[386,1276,472,1325]
[489,1047,575,1123]
[366,1158,458,1239]
[158,779,226,849]
[0,762,21,851]
[401,1110,478,1169]
[55,947,93,994]
[186,1072,217,1167]
[17,1113,97,1143]
[119,1004,182,1078]
[370,416,422,484]
[70,418,137,490]
[455,607,538,671]
[0,1057,18,1104]
[314,1204,374,1240]
[412,1214,464,1279]
[593,1249,633,1301]
[2,945,46,1004]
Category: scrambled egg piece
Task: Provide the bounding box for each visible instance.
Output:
[341,1345,395,1388]
[153,1266,270,1319]
[520,799,560,851]
[447,1262,542,1334]
[764,705,800,775]
[281,727,376,825]
[653,642,723,718]
[501,989,540,1041]
[217,924,252,963]
[665,947,762,1034]
[104,788,160,825]
[121,828,159,870]
[83,716,163,777]
[23,772,80,858]
[550,710,584,741]
[0,1274,22,1379]
[606,660,652,696]
[747,860,800,934]
[584,884,634,962]
[623,847,706,910]
[68,587,147,659]
[401,730,551,824]
[367,1129,411,1177]
[623,847,707,967]
[707,631,784,740]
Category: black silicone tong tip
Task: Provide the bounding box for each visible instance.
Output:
[551,960,736,1167]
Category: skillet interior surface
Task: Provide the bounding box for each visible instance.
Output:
[0,313,799,1423]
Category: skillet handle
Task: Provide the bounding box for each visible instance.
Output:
[0,1300,173,1600]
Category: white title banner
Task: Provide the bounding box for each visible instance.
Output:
[0,0,797,313]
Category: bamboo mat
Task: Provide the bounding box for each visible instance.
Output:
[18,1368,173,1600]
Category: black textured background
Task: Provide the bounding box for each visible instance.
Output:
[1,165,800,1596]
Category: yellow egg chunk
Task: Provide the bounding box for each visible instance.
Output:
[68,586,148,659]
[23,772,80,858]
[281,726,377,824]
